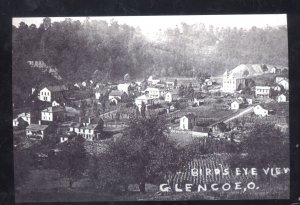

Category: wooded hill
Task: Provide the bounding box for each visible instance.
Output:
[13,17,288,103]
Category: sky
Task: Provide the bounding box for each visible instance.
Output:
[13,14,287,40]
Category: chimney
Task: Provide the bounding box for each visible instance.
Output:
[38,120,41,125]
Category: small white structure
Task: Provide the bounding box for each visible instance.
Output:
[82,81,87,87]
[135,95,153,108]
[278,79,289,91]
[253,105,268,117]
[231,100,240,110]
[205,79,213,86]
[117,83,130,94]
[147,76,160,85]
[109,90,127,102]
[255,86,271,98]
[165,91,178,103]
[179,114,195,130]
[52,100,60,107]
[275,76,286,84]
[277,94,287,103]
[270,67,278,74]
[39,85,68,102]
[13,112,31,127]
[26,121,49,140]
[41,106,65,122]
[144,87,164,99]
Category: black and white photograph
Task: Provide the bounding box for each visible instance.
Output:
[12,14,289,202]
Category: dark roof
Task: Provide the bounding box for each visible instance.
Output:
[26,124,49,131]
[109,90,125,97]
[46,85,68,92]
[192,126,211,133]
[183,113,196,120]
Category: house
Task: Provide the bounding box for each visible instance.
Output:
[74,83,81,89]
[52,100,60,107]
[169,104,176,112]
[231,100,242,110]
[144,87,164,99]
[272,85,282,92]
[147,76,160,85]
[41,106,65,122]
[278,78,289,90]
[82,81,87,87]
[245,94,255,105]
[277,94,287,103]
[13,112,31,127]
[68,117,104,141]
[192,126,212,137]
[39,85,68,102]
[275,123,289,133]
[194,98,204,106]
[179,114,196,130]
[255,86,271,98]
[275,76,287,84]
[135,95,154,108]
[26,121,50,140]
[165,91,179,103]
[270,67,279,74]
[109,97,119,105]
[253,105,269,117]
[117,83,130,94]
[222,70,246,93]
[109,90,128,102]
[166,81,175,88]
[95,89,107,100]
[205,79,213,86]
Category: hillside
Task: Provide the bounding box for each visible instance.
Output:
[223,64,288,78]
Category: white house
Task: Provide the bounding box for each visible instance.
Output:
[165,91,178,103]
[68,118,104,141]
[144,87,164,99]
[277,94,287,103]
[135,95,154,108]
[39,85,68,102]
[205,79,213,86]
[179,114,195,130]
[26,121,49,140]
[231,100,241,110]
[275,76,286,84]
[253,105,268,117]
[222,70,246,93]
[255,86,271,98]
[41,106,65,122]
[95,89,106,100]
[166,81,175,88]
[109,90,127,102]
[278,79,289,91]
[52,100,60,107]
[270,67,279,74]
[117,83,130,94]
[147,76,160,85]
[13,112,31,127]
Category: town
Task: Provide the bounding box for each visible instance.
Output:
[13,62,289,146]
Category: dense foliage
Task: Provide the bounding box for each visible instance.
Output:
[13,17,288,104]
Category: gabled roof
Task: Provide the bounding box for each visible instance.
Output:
[109,90,125,97]
[26,124,49,131]
[42,106,65,113]
[182,113,196,120]
[45,85,68,92]
[192,126,211,133]
[136,95,152,100]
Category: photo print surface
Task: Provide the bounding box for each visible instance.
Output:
[12,14,289,202]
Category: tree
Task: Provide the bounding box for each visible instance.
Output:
[90,115,184,193]
[174,79,178,88]
[187,82,194,99]
[140,101,146,117]
[230,123,289,169]
[178,84,185,97]
[52,136,88,188]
